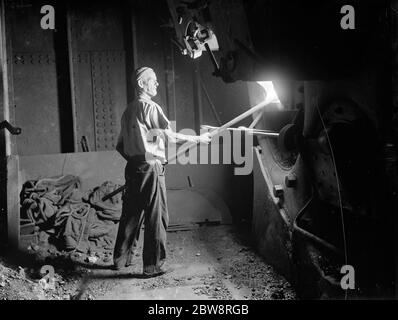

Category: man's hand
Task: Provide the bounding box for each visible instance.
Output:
[197,132,212,144]
[164,128,211,144]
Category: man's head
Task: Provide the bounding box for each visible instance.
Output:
[135,67,159,98]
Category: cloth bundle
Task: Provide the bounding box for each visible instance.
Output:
[21,176,122,254]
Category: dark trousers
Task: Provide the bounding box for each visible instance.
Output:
[113,159,169,273]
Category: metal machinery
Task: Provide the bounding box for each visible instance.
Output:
[166,0,396,298]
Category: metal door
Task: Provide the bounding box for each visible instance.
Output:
[68,0,128,152]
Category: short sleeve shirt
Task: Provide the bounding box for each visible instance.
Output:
[118,94,170,163]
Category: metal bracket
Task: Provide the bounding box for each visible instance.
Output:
[0,120,22,135]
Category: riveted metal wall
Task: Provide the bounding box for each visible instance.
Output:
[71,51,93,151]
[7,0,62,156]
[13,52,60,155]
[69,0,128,152]
[91,51,124,151]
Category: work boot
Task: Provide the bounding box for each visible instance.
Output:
[111,262,133,271]
[110,264,124,271]
[142,264,173,278]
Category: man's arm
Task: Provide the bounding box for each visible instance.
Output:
[146,103,211,145]
[163,127,211,145]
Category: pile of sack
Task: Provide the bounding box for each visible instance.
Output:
[20,175,123,254]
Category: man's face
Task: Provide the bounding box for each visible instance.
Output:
[143,71,159,97]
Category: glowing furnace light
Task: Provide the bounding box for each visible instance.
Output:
[257,81,283,110]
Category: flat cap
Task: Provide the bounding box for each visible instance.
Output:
[135,67,154,83]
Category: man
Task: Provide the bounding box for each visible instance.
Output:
[113,67,211,277]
